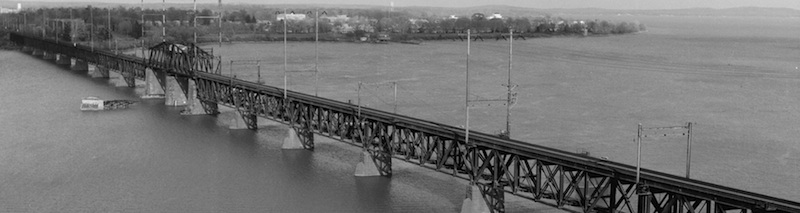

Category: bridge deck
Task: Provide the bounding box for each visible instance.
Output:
[9,32,800,213]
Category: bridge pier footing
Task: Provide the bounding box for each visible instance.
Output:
[108,69,128,87]
[42,51,56,60]
[182,79,219,115]
[71,59,88,72]
[460,185,492,213]
[141,68,165,99]
[282,127,314,150]
[230,110,257,130]
[122,70,138,88]
[88,64,107,78]
[165,75,187,106]
[31,49,43,56]
[55,54,71,65]
[354,150,385,176]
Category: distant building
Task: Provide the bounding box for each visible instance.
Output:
[276,13,306,21]
[487,12,502,20]
[321,15,349,23]
[448,15,459,20]
[0,3,21,14]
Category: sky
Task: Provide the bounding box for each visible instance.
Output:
[215,0,800,10]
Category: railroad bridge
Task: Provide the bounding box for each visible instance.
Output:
[8,32,800,213]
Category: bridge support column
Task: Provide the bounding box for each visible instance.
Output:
[71,59,88,71]
[31,49,43,56]
[460,185,491,213]
[88,64,107,78]
[230,110,257,130]
[354,151,385,176]
[42,51,56,60]
[141,68,165,99]
[182,79,219,115]
[55,54,71,65]
[122,70,138,88]
[165,75,187,106]
[108,69,129,87]
[353,123,392,176]
[282,127,314,150]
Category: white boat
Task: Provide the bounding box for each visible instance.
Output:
[80,97,105,111]
[81,97,137,111]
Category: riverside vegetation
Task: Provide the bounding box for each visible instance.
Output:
[1,5,644,49]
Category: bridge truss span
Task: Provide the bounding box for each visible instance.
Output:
[192,72,800,213]
[9,32,800,213]
[10,33,147,87]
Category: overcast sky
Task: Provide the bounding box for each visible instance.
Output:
[214,0,800,10]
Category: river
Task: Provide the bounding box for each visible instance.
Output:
[0,50,482,212]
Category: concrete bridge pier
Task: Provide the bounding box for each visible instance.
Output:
[55,54,71,65]
[282,127,314,150]
[87,64,107,78]
[108,69,128,87]
[141,68,165,99]
[31,49,44,56]
[353,127,393,177]
[354,150,384,176]
[122,70,139,88]
[165,75,187,106]
[42,51,56,60]
[229,110,257,129]
[182,79,218,115]
[71,59,89,72]
[460,185,492,213]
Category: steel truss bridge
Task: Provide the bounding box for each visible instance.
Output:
[9,32,800,213]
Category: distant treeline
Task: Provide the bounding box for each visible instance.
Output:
[2,6,645,45]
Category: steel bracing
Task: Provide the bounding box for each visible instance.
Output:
[9,32,800,213]
[11,33,146,87]
[148,42,217,76]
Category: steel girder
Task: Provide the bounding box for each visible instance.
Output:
[191,70,800,213]
[11,33,147,87]
[9,32,800,213]
[147,42,215,76]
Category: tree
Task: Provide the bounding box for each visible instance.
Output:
[377,17,392,32]
[487,18,504,33]
[454,18,469,33]
[199,9,213,25]
[166,25,194,43]
[95,27,111,41]
[510,17,531,33]
[440,19,455,33]
[131,20,143,38]
[59,22,72,41]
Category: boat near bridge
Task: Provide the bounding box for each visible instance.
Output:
[80,96,137,111]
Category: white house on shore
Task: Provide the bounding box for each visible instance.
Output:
[487,12,502,20]
[276,13,307,21]
[0,3,21,14]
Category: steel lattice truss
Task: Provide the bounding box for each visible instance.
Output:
[10,33,146,87]
[148,42,217,76]
[10,32,800,213]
